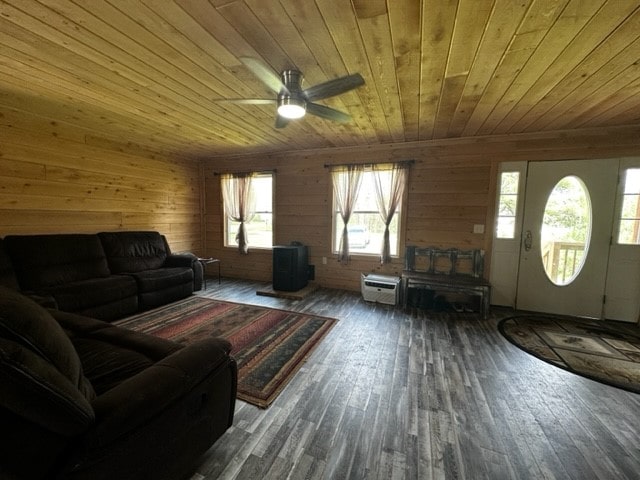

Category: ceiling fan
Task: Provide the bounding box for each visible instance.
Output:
[217,57,365,128]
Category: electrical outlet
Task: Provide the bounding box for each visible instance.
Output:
[322,256,327,265]
[473,224,485,234]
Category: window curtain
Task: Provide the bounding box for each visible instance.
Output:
[221,173,256,254]
[372,163,409,264]
[332,165,364,264]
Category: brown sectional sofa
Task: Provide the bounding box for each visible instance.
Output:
[0,286,237,480]
[0,231,235,479]
[1,231,203,321]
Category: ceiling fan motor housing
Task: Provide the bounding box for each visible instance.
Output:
[278,70,306,118]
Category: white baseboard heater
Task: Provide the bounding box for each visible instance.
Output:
[361,274,400,305]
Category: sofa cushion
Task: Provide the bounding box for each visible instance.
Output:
[3,234,110,290]
[0,339,95,435]
[130,267,194,293]
[77,296,139,322]
[52,309,181,359]
[0,286,95,398]
[0,287,95,434]
[53,310,182,395]
[71,338,155,395]
[47,275,138,312]
[99,231,168,273]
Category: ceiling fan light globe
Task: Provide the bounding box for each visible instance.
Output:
[277,102,306,119]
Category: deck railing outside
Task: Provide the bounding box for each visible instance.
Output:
[541,241,585,284]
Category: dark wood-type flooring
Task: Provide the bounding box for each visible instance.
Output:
[189,278,640,480]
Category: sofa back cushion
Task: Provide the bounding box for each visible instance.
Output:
[0,287,95,434]
[0,239,19,290]
[98,231,168,273]
[4,234,110,291]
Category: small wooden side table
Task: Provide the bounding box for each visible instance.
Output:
[197,257,220,289]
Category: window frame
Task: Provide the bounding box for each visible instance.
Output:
[615,166,640,246]
[495,170,521,239]
[222,171,275,250]
[330,166,407,259]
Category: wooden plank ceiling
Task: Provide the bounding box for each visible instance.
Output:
[1,0,639,159]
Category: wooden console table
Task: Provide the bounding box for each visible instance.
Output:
[401,246,491,319]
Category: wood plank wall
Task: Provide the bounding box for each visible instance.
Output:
[2,108,639,294]
[202,125,640,292]
[0,111,203,254]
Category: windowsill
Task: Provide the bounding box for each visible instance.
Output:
[332,252,400,260]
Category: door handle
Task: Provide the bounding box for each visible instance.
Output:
[524,230,533,251]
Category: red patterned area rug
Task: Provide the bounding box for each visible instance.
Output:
[115,296,337,408]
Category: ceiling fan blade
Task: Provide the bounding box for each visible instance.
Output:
[303,73,365,102]
[239,56,289,95]
[275,115,290,129]
[213,98,275,105]
[306,103,351,123]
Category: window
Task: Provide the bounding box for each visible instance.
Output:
[331,166,406,258]
[617,168,640,245]
[541,176,591,285]
[222,172,273,250]
[496,171,520,239]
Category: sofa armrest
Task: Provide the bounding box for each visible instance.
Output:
[164,253,203,291]
[163,253,196,268]
[51,309,182,361]
[87,337,233,448]
[23,292,58,309]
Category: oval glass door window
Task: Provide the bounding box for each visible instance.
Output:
[540,176,592,285]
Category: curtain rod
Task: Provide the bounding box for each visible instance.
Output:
[213,169,276,176]
[323,159,415,169]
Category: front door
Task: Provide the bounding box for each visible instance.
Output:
[516,159,618,318]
